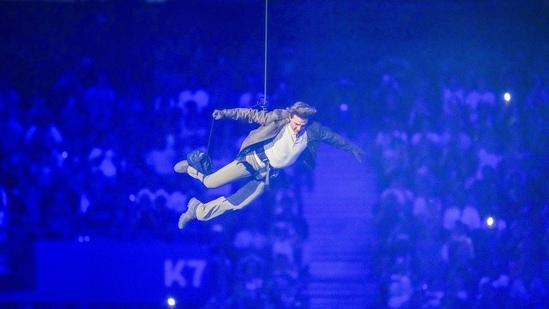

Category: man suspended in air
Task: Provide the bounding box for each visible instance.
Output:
[174,101,365,229]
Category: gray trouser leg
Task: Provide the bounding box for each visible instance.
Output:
[188,159,251,188]
[195,180,266,221]
[191,154,267,221]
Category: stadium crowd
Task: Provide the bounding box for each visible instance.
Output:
[1,2,549,308]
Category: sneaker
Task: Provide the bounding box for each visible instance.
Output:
[174,160,189,173]
[178,198,201,229]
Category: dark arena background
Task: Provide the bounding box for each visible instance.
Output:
[1,0,549,308]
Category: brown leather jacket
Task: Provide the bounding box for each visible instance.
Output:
[218,107,365,169]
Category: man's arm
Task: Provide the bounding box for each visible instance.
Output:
[310,122,366,162]
[212,108,287,125]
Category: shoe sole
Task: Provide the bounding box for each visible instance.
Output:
[178,198,200,229]
[174,160,189,173]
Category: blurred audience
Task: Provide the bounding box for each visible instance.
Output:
[372,63,549,308]
[1,5,548,309]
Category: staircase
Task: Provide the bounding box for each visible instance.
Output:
[301,141,380,309]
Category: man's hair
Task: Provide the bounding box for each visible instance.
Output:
[288,101,317,119]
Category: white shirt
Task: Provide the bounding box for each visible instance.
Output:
[262,124,308,168]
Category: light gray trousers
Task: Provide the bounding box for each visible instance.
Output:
[187,153,267,221]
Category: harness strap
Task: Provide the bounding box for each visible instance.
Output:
[255,146,269,164]
[237,146,279,190]
[254,146,271,187]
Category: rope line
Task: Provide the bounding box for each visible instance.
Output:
[207,0,269,153]
[206,117,215,153]
[263,0,268,110]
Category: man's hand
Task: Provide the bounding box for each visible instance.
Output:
[353,148,366,162]
[212,109,224,120]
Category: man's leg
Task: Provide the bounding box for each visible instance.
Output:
[195,179,266,221]
[187,159,252,188]
[177,154,267,229]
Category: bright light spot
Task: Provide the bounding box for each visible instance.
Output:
[486,216,495,227]
[504,92,511,102]
[129,194,136,202]
[62,151,68,159]
[166,297,176,307]
[339,103,349,112]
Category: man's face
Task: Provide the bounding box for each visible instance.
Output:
[289,115,308,135]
